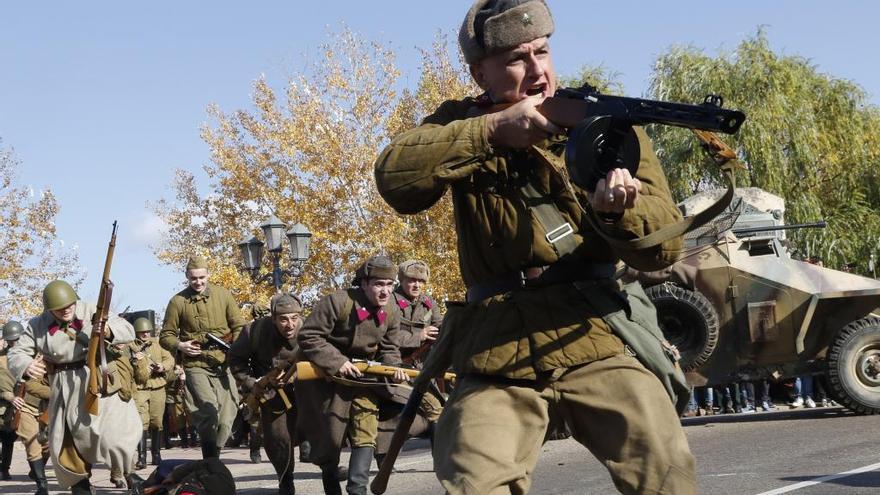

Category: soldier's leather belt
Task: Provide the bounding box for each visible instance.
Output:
[47,360,86,373]
[466,261,615,303]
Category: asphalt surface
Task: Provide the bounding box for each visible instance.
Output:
[0,405,877,494]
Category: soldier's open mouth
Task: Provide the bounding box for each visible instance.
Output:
[526,84,547,96]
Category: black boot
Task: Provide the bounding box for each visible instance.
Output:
[249,424,262,463]
[279,472,295,495]
[150,428,162,465]
[178,426,188,448]
[126,472,145,495]
[298,440,312,463]
[200,439,219,459]
[189,426,200,447]
[70,478,92,495]
[320,462,343,495]
[346,446,374,495]
[136,430,148,469]
[1,431,14,480]
[28,459,49,495]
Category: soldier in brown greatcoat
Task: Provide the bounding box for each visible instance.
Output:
[229,293,303,495]
[296,255,407,495]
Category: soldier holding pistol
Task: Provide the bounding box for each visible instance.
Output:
[160,256,246,459]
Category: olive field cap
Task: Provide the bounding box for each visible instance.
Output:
[186,255,209,271]
[271,293,303,316]
[399,260,430,282]
[2,321,24,341]
[42,280,78,311]
[459,0,554,64]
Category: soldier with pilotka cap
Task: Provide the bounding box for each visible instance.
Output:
[296,255,408,495]
[229,292,304,495]
[160,255,246,459]
[374,0,696,493]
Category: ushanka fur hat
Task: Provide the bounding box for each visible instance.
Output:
[459,0,554,64]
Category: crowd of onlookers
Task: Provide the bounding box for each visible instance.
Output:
[682,374,838,417]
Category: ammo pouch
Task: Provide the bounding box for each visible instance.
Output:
[574,279,691,414]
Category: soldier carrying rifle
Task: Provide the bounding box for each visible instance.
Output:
[228,292,303,495]
[7,280,143,495]
[296,255,408,495]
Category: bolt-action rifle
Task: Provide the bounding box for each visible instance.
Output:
[85,221,117,416]
[295,359,456,382]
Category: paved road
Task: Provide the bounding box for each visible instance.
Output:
[0,406,877,494]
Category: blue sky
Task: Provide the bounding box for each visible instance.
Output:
[2,1,878,316]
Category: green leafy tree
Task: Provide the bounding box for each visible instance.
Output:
[647,30,880,270]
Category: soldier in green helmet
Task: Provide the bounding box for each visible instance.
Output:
[129,316,174,469]
[7,280,143,495]
[160,256,246,459]
[2,319,52,494]
[374,1,697,493]
[0,321,24,481]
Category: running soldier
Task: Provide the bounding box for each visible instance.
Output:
[160,256,246,458]
[229,293,303,495]
[7,280,143,494]
[296,255,407,495]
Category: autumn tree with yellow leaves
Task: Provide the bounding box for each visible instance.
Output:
[152,31,477,308]
[0,142,83,320]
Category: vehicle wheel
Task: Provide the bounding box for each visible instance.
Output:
[827,316,880,415]
[644,283,720,371]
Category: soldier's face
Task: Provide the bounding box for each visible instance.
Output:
[273,312,302,340]
[51,302,76,323]
[137,331,151,340]
[364,278,394,307]
[186,268,209,293]
[400,276,426,299]
[470,37,556,104]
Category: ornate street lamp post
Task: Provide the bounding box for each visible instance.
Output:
[238,216,312,293]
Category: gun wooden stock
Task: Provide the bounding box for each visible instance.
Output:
[370,380,429,494]
[85,221,118,416]
[10,381,26,430]
[294,360,456,382]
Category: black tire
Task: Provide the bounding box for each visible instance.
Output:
[827,316,880,415]
[644,283,720,371]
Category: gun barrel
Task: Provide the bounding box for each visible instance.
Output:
[205,333,231,352]
[732,220,827,236]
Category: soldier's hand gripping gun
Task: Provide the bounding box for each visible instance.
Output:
[85,221,117,416]
[243,360,299,413]
[202,333,232,352]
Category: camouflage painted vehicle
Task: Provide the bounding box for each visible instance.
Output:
[630,188,880,414]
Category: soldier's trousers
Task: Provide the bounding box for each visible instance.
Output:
[135,387,167,430]
[433,354,696,495]
[260,390,298,486]
[184,367,239,449]
[349,389,380,448]
[16,411,47,462]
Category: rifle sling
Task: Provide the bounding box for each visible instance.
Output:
[528,146,737,251]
